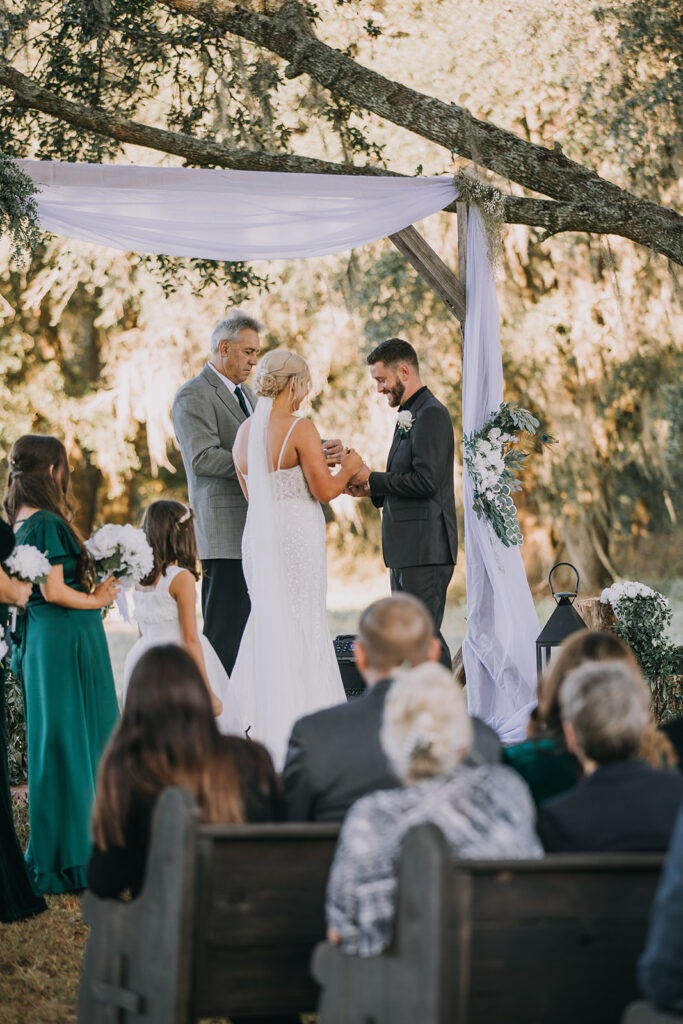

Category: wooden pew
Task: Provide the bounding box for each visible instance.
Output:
[77,787,339,1023]
[313,824,665,1024]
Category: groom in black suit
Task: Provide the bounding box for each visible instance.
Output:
[349,338,458,668]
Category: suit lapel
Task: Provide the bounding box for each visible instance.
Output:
[200,364,247,425]
[387,427,402,470]
[386,389,432,470]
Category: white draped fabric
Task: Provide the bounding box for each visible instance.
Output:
[20,158,538,741]
[20,160,458,261]
[461,210,539,743]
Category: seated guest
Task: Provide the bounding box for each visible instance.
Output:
[661,714,683,768]
[325,663,542,956]
[88,644,282,899]
[504,631,676,805]
[283,595,501,822]
[638,804,683,1015]
[537,661,683,853]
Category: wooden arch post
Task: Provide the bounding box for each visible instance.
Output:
[388,202,468,333]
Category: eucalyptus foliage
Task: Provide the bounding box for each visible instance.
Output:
[0,152,40,264]
[463,403,539,548]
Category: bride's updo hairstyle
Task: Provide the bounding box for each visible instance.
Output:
[253,349,311,407]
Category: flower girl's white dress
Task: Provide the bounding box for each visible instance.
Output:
[122,565,229,707]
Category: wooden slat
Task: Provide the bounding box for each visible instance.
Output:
[197,944,321,1016]
[389,224,466,325]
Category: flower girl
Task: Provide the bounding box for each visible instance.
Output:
[122,501,226,716]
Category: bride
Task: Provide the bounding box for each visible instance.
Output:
[219,349,363,768]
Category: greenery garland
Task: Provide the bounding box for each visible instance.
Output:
[0,153,42,265]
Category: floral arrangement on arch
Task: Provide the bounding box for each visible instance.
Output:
[600,581,680,687]
[463,402,540,548]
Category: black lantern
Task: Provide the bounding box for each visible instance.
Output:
[536,562,587,679]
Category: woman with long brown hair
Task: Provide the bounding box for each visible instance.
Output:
[88,645,282,899]
[3,435,120,893]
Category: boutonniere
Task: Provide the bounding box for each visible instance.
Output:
[396,410,414,437]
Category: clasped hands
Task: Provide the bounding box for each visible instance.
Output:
[323,437,371,497]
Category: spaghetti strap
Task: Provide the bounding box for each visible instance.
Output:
[276,418,301,470]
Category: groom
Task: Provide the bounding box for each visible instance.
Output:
[348,338,458,668]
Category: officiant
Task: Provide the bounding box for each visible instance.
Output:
[172,311,262,677]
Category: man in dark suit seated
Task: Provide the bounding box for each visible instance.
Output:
[538,661,683,853]
[282,594,502,822]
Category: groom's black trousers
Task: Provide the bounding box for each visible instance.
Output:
[201,558,250,677]
[390,564,454,670]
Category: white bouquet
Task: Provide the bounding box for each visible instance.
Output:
[85,524,154,587]
[4,544,52,584]
[0,626,8,662]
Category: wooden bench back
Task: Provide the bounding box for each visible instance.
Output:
[450,854,663,1023]
[314,824,664,1024]
[79,788,339,1024]
[191,822,339,1019]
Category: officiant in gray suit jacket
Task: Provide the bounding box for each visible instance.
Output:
[348,338,458,669]
[172,311,262,676]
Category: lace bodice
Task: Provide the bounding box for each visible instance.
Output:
[243,464,316,503]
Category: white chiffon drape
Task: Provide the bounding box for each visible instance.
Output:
[219,398,345,769]
[461,211,539,743]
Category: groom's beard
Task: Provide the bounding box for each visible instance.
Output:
[386,381,405,407]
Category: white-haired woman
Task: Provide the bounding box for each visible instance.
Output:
[325,664,543,957]
[537,661,683,853]
[221,349,363,768]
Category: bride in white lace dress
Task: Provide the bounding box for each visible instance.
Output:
[218,350,363,768]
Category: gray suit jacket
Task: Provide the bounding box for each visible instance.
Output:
[282,678,502,823]
[172,365,256,560]
[369,387,458,569]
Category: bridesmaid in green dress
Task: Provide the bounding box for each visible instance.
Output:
[3,436,120,894]
[0,520,46,921]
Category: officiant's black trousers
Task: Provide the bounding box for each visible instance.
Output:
[201,558,250,677]
[390,564,454,670]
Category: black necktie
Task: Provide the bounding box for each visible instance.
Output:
[234,386,250,417]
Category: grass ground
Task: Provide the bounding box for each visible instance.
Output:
[0,802,85,1024]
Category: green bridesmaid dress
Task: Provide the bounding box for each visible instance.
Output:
[0,602,47,921]
[12,510,120,894]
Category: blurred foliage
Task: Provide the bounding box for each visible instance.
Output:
[0,0,680,593]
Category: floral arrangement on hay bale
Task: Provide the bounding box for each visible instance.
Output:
[600,581,683,721]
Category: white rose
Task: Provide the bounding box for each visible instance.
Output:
[396,410,414,432]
